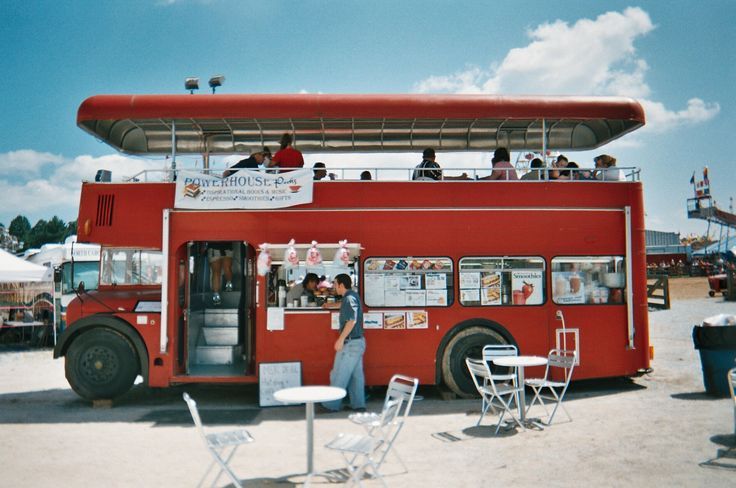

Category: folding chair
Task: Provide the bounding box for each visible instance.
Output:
[481,344,518,413]
[326,398,403,487]
[524,349,576,425]
[465,358,524,434]
[728,367,736,435]
[183,392,255,488]
[348,374,419,474]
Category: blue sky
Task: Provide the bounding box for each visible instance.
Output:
[0,1,733,238]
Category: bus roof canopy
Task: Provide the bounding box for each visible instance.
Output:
[77,94,645,155]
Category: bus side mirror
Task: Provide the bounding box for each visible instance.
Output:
[53,267,62,283]
[77,281,85,294]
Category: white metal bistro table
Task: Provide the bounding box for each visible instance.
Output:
[492,355,548,425]
[274,386,346,481]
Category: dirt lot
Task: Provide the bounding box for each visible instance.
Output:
[1,288,736,487]
[668,276,711,301]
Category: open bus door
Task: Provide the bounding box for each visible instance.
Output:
[184,241,255,377]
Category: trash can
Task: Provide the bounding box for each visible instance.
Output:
[692,324,736,397]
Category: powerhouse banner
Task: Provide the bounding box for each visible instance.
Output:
[175,169,313,209]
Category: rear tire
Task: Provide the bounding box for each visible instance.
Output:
[65,328,139,400]
[441,325,511,397]
[708,290,715,297]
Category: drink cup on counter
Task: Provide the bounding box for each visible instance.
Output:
[300,295,308,307]
[293,299,299,308]
[569,274,581,294]
[286,301,294,308]
[554,275,568,298]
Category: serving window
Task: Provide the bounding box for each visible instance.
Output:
[265,242,361,308]
[551,256,626,305]
[459,257,545,306]
[363,257,453,307]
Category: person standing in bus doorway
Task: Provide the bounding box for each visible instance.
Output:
[321,273,366,412]
[268,133,304,171]
[208,242,234,306]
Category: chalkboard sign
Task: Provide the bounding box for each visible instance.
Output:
[258,361,302,407]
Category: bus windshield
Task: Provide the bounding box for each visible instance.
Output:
[62,261,100,294]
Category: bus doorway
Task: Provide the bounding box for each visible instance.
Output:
[185,241,255,377]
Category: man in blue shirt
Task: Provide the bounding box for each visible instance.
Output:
[321,273,366,412]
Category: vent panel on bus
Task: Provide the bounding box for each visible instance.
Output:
[96,194,115,227]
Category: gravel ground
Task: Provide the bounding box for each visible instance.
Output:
[1,288,735,487]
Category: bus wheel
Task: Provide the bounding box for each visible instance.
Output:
[441,325,510,397]
[708,290,715,297]
[65,328,139,400]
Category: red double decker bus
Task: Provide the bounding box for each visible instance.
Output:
[55,94,650,400]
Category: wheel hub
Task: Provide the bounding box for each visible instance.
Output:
[80,346,119,384]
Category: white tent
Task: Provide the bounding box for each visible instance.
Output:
[0,249,52,282]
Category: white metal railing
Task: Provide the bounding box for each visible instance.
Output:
[119,166,640,183]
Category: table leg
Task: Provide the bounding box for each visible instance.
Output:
[517,366,526,422]
[306,401,314,474]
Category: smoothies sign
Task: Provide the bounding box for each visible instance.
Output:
[175,169,313,209]
[511,271,544,305]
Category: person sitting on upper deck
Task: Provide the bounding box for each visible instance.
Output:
[593,154,624,181]
[547,154,568,180]
[478,147,518,181]
[223,147,271,177]
[313,162,327,180]
[521,158,544,180]
[360,171,372,180]
[412,148,468,181]
[269,133,304,171]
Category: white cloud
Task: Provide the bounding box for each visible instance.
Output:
[0,150,65,177]
[0,150,165,225]
[413,7,719,133]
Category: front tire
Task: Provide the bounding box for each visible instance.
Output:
[441,325,512,397]
[65,328,139,400]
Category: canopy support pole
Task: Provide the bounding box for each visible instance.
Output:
[170,121,176,182]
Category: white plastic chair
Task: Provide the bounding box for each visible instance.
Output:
[481,344,519,412]
[466,357,524,434]
[183,392,255,488]
[326,398,403,487]
[728,367,736,435]
[524,349,577,425]
[348,374,419,474]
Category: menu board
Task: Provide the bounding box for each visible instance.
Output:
[363,257,452,307]
[259,361,302,407]
[459,272,480,289]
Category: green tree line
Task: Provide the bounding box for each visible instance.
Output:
[3,215,77,251]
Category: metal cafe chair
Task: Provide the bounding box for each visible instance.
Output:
[482,344,519,412]
[182,392,255,488]
[348,374,419,474]
[524,349,577,425]
[728,367,736,435]
[326,398,404,487]
[466,357,524,434]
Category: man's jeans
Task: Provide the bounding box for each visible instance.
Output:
[322,337,366,411]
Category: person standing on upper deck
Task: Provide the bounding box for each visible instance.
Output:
[478,147,518,180]
[412,148,468,181]
[268,133,304,171]
[321,273,366,412]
